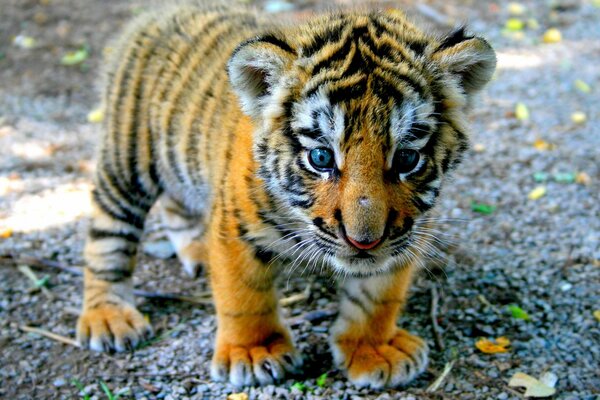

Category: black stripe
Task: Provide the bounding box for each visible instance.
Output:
[95,177,146,229]
[89,228,140,243]
[87,267,133,282]
[340,288,371,315]
[438,26,473,51]
[302,19,347,57]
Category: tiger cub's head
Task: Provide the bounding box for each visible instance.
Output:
[228,11,496,276]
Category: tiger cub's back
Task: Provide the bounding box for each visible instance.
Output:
[99,5,265,205]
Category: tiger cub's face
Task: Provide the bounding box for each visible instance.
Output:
[228,12,496,276]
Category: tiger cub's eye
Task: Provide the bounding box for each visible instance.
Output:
[308,148,335,171]
[394,149,420,175]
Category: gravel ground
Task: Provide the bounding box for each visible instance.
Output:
[1,0,599,399]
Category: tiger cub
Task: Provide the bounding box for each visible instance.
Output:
[77,4,495,388]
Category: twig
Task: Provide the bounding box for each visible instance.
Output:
[430,285,445,351]
[0,254,83,276]
[280,281,312,306]
[20,325,80,348]
[426,360,455,392]
[17,264,54,300]
[135,290,213,305]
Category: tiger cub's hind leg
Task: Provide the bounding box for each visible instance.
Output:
[157,194,208,277]
[77,169,157,353]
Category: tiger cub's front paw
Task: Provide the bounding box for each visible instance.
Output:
[211,333,303,387]
[77,302,153,352]
[332,329,429,389]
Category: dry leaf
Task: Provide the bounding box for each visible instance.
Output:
[593,310,600,322]
[508,3,526,16]
[543,28,562,43]
[227,393,249,400]
[515,102,530,121]
[571,112,586,124]
[87,108,104,123]
[574,79,591,93]
[475,337,510,353]
[473,143,486,153]
[575,172,591,185]
[528,186,546,200]
[509,372,557,398]
[533,138,554,151]
[0,228,13,239]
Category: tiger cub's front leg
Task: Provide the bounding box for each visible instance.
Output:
[208,235,302,387]
[330,264,429,389]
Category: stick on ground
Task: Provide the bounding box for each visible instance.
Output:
[20,325,80,348]
[430,285,445,351]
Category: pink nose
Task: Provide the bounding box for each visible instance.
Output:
[346,236,381,250]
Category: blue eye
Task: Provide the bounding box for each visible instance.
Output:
[394,149,420,174]
[309,148,335,171]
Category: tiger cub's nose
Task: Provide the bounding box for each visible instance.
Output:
[346,235,382,250]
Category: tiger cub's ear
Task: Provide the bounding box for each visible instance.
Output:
[432,27,496,98]
[228,34,296,119]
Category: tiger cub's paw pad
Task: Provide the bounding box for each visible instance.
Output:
[77,303,153,353]
[334,329,428,389]
[211,337,303,387]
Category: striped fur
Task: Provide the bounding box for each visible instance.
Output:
[77,4,495,388]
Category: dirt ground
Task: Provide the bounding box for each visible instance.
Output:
[1,0,599,399]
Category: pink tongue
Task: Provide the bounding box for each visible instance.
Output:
[347,236,381,250]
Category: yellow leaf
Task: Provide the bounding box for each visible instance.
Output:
[533,138,554,151]
[0,228,13,239]
[594,310,600,322]
[475,337,510,354]
[543,28,562,43]
[515,102,530,121]
[528,186,546,200]
[574,79,591,93]
[575,172,591,186]
[505,18,525,31]
[87,108,104,123]
[13,35,36,49]
[473,143,486,153]
[571,111,586,124]
[227,394,249,400]
[508,3,526,16]
[509,372,557,398]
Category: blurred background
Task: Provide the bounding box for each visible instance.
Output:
[0,0,598,399]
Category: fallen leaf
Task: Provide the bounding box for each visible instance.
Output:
[475,337,510,354]
[539,372,558,388]
[227,393,249,400]
[508,305,531,320]
[13,35,36,49]
[316,372,328,387]
[508,2,526,16]
[471,202,496,215]
[0,228,13,239]
[61,47,89,66]
[575,172,591,185]
[553,172,576,183]
[594,0,600,8]
[509,372,557,398]
[473,143,486,152]
[533,138,554,151]
[87,108,104,123]
[528,186,546,200]
[543,28,562,43]
[505,18,525,31]
[533,172,548,182]
[290,382,306,392]
[571,111,586,124]
[574,79,591,93]
[515,102,530,121]
[593,310,600,322]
